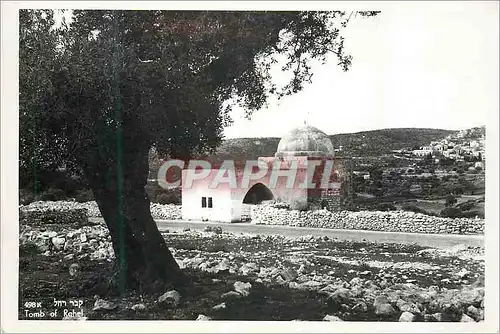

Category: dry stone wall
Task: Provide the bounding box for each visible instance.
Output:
[19,208,88,226]
[250,205,484,235]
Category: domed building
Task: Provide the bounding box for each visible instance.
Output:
[275,124,335,157]
[180,124,353,223]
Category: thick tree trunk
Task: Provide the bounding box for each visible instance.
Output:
[84,144,189,293]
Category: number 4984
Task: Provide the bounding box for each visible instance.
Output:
[24,301,42,308]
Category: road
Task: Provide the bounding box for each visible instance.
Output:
[156,220,483,248]
[88,218,483,248]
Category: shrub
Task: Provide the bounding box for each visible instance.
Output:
[445,194,457,207]
[19,242,40,256]
[19,189,35,205]
[375,203,396,211]
[75,189,94,203]
[290,199,309,211]
[39,188,66,201]
[156,192,180,205]
[440,207,462,218]
[458,210,483,218]
[457,201,475,211]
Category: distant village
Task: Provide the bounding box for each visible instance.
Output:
[353,127,485,181]
[349,127,485,217]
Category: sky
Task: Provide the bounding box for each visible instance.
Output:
[223,2,499,138]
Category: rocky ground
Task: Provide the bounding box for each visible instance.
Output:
[19,211,484,322]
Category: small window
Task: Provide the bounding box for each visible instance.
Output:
[208,197,213,208]
[201,197,207,208]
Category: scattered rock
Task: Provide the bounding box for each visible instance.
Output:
[234,281,252,297]
[396,300,421,314]
[375,303,396,316]
[92,299,117,311]
[221,291,241,301]
[399,311,416,322]
[328,288,351,305]
[212,302,226,310]
[373,295,390,307]
[457,268,470,279]
[51,237,66,250]
[80,233,87,243]
[280,268,297,282]
[466,305,479,318]
[359,270,372,277]
[158,290,181,308]
[212,258,230,273]
[300,280,323,290]
[131,303,146,311]
[196,314,211,321]
[352,302,368,313]
[349,277,363,286]
[424,314,437,322]
[460,314,475,323]
[432,313,443,322]
[323,315,343,321]
[68,263,79,276]
[240,262,259,276]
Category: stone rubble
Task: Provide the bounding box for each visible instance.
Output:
[19,204,485,322]
[233,281,252,297]
[196,314,212,321]
[131,303,146,312]
[323,315,343,321]
[93,299,117,311]
[158,290,181,308]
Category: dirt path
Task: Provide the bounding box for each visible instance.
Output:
[88,218,484,248]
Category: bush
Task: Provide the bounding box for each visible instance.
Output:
[19,189,35,205]
[156,192,180,205]
[458,210,483,218]
[75,189,94,203]
[19,242,40,256]
[39,188,66,201]
[445,194,457,207]
[457,201,475,211]
[375,203,396,211]
[290,199,309,211]
[440,207,462,218]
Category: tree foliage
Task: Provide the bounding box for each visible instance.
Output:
[21,10,379,168]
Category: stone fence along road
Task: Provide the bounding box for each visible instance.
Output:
[250,205,484,235]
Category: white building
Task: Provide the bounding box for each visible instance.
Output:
[180,124,351,223]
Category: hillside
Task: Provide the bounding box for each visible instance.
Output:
[206,128,456,162]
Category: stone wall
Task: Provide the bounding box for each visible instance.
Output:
[250,204,484,235]
[19,209,88,226]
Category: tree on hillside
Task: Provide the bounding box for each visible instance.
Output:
[445,194,457,207]
[20,9,379,292]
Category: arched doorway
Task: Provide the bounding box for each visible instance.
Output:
[243,183,274,204]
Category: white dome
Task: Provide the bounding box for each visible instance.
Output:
[275,124,334,157]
